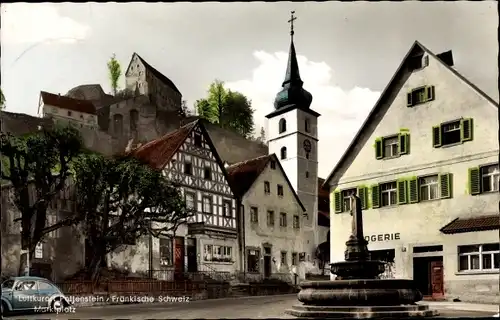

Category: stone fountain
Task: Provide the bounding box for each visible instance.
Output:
[285,195,438,318]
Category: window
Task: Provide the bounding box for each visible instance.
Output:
[250,207,258,223]
[481,165,499,193]
[281,251,287,264]
[67,111,72,116]
[380,182,397,207]
[305,119,310,133]
[80,114,84,119]
[293,215,300,229]
[267,210,275,226]
[185,192,195,214]
[407,86,434,107]
[277,185,284,197]
[433,118,473,148]
[408,54,428,71]
[184,162,192,175]
[280,147,287,160]
[247,249,260,272]
[279,118,287,133]
[292,252,298,266]
[15,280,37,291]
[419,175,439,201]
[375,133,410,159]
[223,200,231,217]
[202,196,212,214]
[159,238,173,266]
[204,245,232,262]
[270,160,276,170]
[204,167,212,180]
[279,212,287,227]
[458,243,499,272]
[264,181,270,194]
[341,188,357,212]
[38,281,54,290]
[194,133,202,147]
[305,171,309,178]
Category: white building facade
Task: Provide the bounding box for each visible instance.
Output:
[323,42,499,303]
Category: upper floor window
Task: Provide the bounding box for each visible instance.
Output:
[292,252,298,266]
[267,210,275,226]
[458,243,499,272]
[293,215,300,229]
[407,85,435,107]
[264,181,270,195]
[342,189,356,212]
[419,175,439,201]
[305,118,310,133]
[279,212,287,227]
[280,147,287,160]
[375,133,410,159]
[223,200,232,217]
[433,118,473,148]
[270,160,276,170]
[194,132,203,147]
[334,187,368,213]
[408,54,429,71]
[250,207,258,223]
[469,164,499,195]
[277,184,284,197]
[185,192,196,211]
[184,162,192,175]
[281,251,287,264]
[67,111,72,116]
[380,181,397,207]
[204,167,212,180]
[202,196,212,214]
[279,118,286,133]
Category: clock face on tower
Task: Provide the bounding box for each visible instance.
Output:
[303,139,312,152]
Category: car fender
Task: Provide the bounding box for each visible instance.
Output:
[47,294,69,307]
[1,296,13,311]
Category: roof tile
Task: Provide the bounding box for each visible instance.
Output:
[40,91,96,115]
[226,155,272,197]
[440,215,499,234]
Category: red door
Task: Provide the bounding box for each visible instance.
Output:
[174,237,185,274]
[430,261,444,299]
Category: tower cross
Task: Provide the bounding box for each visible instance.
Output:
[288,11,297,37]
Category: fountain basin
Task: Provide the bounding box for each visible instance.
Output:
[330,260,386,279]
[297,279,423,306]
[286,304,438,318]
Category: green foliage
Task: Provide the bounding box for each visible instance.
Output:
[195,80,255,138]
[107,54,122,96]
[0,88,5,109]
[0,124,84,257]
[73,153,190,279]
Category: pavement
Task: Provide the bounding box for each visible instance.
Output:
[4,294,499,319]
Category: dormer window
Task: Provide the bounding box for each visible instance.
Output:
[280,147,287,160]
[279,118,287,133]
[408,54,429,71]
[270,160,276,170]
[194,133,202,147]
[305,119,310,133]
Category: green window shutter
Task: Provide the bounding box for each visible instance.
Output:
[399,133,410,155]
[468,167,481,195]
[439,173,452,199]
[432,125,442,148]
[371,184,380,208]
[460,118,473,142]
[375,138,383,159]
[407,91,413,107]
[408,177,419,203]
[334,190,342,213]
[397,179,408,204]
[357,186,368,210]
[426,85,435,101]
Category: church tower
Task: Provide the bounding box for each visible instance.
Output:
[266,12,321,261]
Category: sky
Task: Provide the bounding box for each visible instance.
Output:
[1,2,498,178]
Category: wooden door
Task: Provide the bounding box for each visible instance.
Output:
[174,237,185,273]
[430,261,444,299]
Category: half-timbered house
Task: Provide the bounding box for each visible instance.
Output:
[109,120,238,277]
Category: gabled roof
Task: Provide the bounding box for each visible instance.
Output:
[226,154,306,212]
[40,91,96,115]
[440,215,499,234]
[322,40,499,189]
[124,52,181,94]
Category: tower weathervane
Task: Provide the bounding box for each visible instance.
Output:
[288,11,297,38]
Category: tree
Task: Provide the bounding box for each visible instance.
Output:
[195,80,255,138]
[107,54,122,96]
[0,88,5,109]
[0,125,84,274]
[256,127,266,144]
[72,153,190,281]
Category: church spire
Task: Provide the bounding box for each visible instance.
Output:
[274,11,312,110]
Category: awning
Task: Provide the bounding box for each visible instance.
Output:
[440,215,499,234]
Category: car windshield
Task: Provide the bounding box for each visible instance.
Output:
[1,280,15,289]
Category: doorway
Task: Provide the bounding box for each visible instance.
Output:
[174,237,185,275]
[263,245,272,279]
[186,238,197,272]
[413,256,444,299]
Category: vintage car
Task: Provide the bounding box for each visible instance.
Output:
[1,276,71,314]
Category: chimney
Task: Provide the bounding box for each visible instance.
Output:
[436,50,454,67]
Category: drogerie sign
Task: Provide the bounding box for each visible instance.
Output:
[365,233,400,242]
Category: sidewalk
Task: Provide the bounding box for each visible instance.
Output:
[418,301,499,313]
